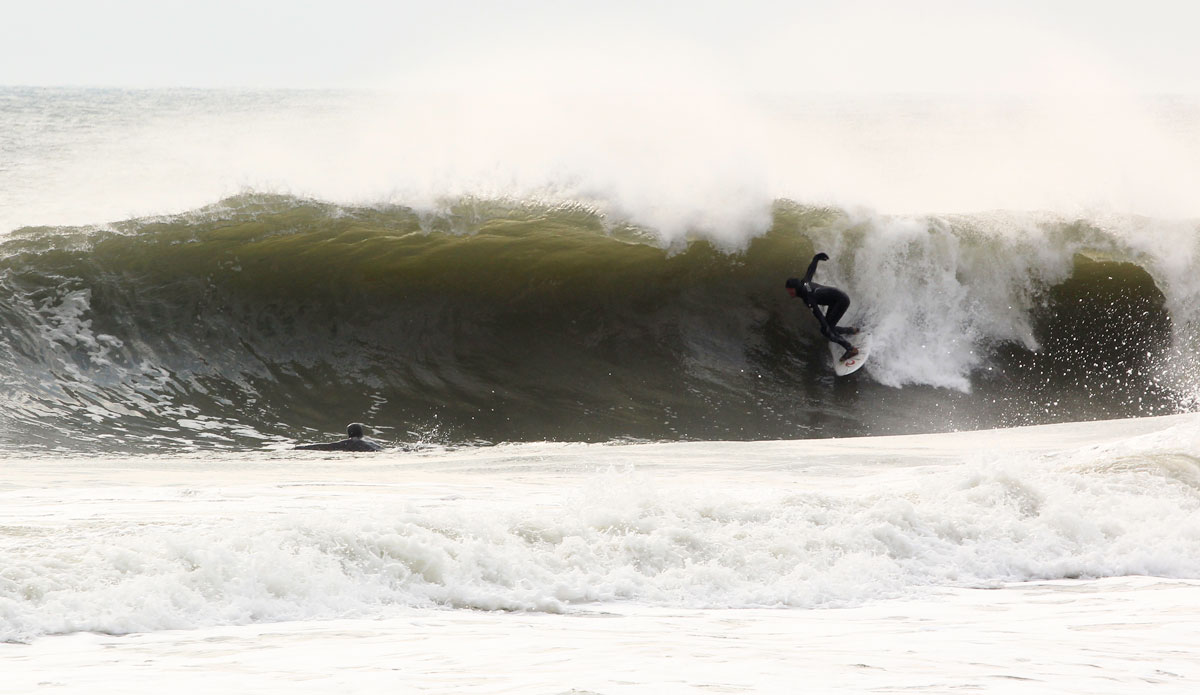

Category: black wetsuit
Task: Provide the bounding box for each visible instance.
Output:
[294,423,384,451]
[788,255,856,353]
[294,437,383,452]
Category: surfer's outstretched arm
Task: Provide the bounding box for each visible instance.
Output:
[802,252,829,284]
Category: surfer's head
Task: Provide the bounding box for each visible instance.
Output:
[347,423,366,438]
[785,277,801,297]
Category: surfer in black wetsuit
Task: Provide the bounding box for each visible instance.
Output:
[786,252,859,361]
[294,423,384,452]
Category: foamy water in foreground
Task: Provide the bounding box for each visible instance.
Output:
[3,414,1198,692]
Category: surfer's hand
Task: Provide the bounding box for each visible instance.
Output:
[814,252,829,262]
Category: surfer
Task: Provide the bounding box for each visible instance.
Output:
[786,252,859,361]
[294,423,384,452]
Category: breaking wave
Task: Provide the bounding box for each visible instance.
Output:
[1,194,1196,452]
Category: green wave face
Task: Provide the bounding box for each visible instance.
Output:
[0,194,1194,452]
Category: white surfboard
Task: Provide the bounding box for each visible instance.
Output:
[829,331,870,376]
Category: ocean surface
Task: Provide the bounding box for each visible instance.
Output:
[2,87,1199,692]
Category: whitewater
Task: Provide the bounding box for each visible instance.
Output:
[5,415,1200,692]
[2,87,1200,692]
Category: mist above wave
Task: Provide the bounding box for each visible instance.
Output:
[2,88,1199,242]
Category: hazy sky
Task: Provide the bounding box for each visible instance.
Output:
[1,0,1197,94]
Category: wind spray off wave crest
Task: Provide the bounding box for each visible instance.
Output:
[4,88,1200,242]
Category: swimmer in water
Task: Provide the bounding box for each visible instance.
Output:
[294,423,384,452]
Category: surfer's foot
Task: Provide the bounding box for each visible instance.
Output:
[841,347,859,362]
[835,326,859,335]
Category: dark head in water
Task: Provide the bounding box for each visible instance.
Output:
[294,422,383,452]
[784,277,801,297]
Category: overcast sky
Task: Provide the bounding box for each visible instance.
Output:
[1,0,1197,94]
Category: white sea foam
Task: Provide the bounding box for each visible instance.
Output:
[798,209,1200,393]
[7,580,1200,694]
[3,413,1197,643]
